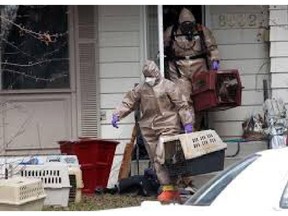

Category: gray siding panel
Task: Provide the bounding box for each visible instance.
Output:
[98,6,142,188]
[207,6,269,138]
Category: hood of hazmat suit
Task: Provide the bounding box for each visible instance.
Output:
[178,7,195,24]
[142,60,162,86]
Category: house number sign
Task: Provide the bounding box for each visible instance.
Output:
[214,13,265,28]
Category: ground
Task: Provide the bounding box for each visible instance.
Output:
[43,193,157,211]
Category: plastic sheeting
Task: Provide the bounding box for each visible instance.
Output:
[263,98,288,149]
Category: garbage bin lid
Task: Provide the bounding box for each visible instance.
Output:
[58,138,119,145]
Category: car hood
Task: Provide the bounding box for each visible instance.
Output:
[97,201,205,216]
[96,201,287,215]
[97,201,208,215]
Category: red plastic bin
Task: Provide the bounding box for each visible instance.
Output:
[191,69,242,112]
[58,138,119,194]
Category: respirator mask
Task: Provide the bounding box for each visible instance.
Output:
[179,21,196,41]
[145,77,156,87]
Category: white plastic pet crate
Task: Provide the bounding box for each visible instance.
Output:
[42,155,83,203]
[42,155,80,166]
[37,155,83,203]
[19,162,71,207]
[44,155,83,203]
[0,154,80,167]
[0,176,46,211]
[0,155,83,204]
[159,130,227,176]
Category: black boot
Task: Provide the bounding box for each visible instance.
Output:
[95,186,118,195]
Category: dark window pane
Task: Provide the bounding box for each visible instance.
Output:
[1,5,69,89]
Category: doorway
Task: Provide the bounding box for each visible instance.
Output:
[163,5,203,31]
[145,5,203,63]
[162,6,203,79]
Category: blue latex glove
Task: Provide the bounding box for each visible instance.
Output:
[111,114,119,128]
[211,60,220,71]
[184,123,193,133]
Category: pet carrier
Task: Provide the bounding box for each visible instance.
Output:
[0,176,46,211]
[191,69,242,112]
[159,130,227,177]
[0,155,83,204]
[19,162,71,207]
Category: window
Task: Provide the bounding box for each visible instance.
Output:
[0,5,69,89]
[185,154,260,206]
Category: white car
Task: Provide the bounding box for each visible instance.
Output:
[97,147,288,215]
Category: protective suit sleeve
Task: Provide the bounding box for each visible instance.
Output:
[166,81,194,125]
[202,26,220,62]
[113,85,141,120]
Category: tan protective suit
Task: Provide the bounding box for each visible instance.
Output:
[164,8,220,130]
[113,60,193,185]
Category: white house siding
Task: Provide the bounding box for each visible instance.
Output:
[206,6,269,138]
[269,5,288,101]
[204,6,270,165]
[98,6,143,187]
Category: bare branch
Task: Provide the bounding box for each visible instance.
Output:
[2,68,68,82]
[1,58,68,68]
[0,111,33,153]
[1,37,37,60]
[0,14,68,45]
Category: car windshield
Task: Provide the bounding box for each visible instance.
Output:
[185,154,260,206]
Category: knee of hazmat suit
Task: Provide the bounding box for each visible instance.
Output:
[112,60,194,185]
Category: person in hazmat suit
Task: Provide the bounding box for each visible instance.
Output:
[111,60,194,202]
[164,7,220,131]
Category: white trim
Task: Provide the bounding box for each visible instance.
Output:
[74,5,82,137]
[0,89,74,95]
[69,5,76,92]
[139,5,146,81]
[0,9,2,91]
[157,5,164,77]
[95,5,101,137]
[69,6,78,139]
[204,5,211,27]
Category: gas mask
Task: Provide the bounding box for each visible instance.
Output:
[145,77,156,87]
[179,21,196,41]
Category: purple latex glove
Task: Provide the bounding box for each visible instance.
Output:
[111,114,119,128]
[184,123,193,133]
[211,60,220,71]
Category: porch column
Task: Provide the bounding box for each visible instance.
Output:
[269,5,288,102]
